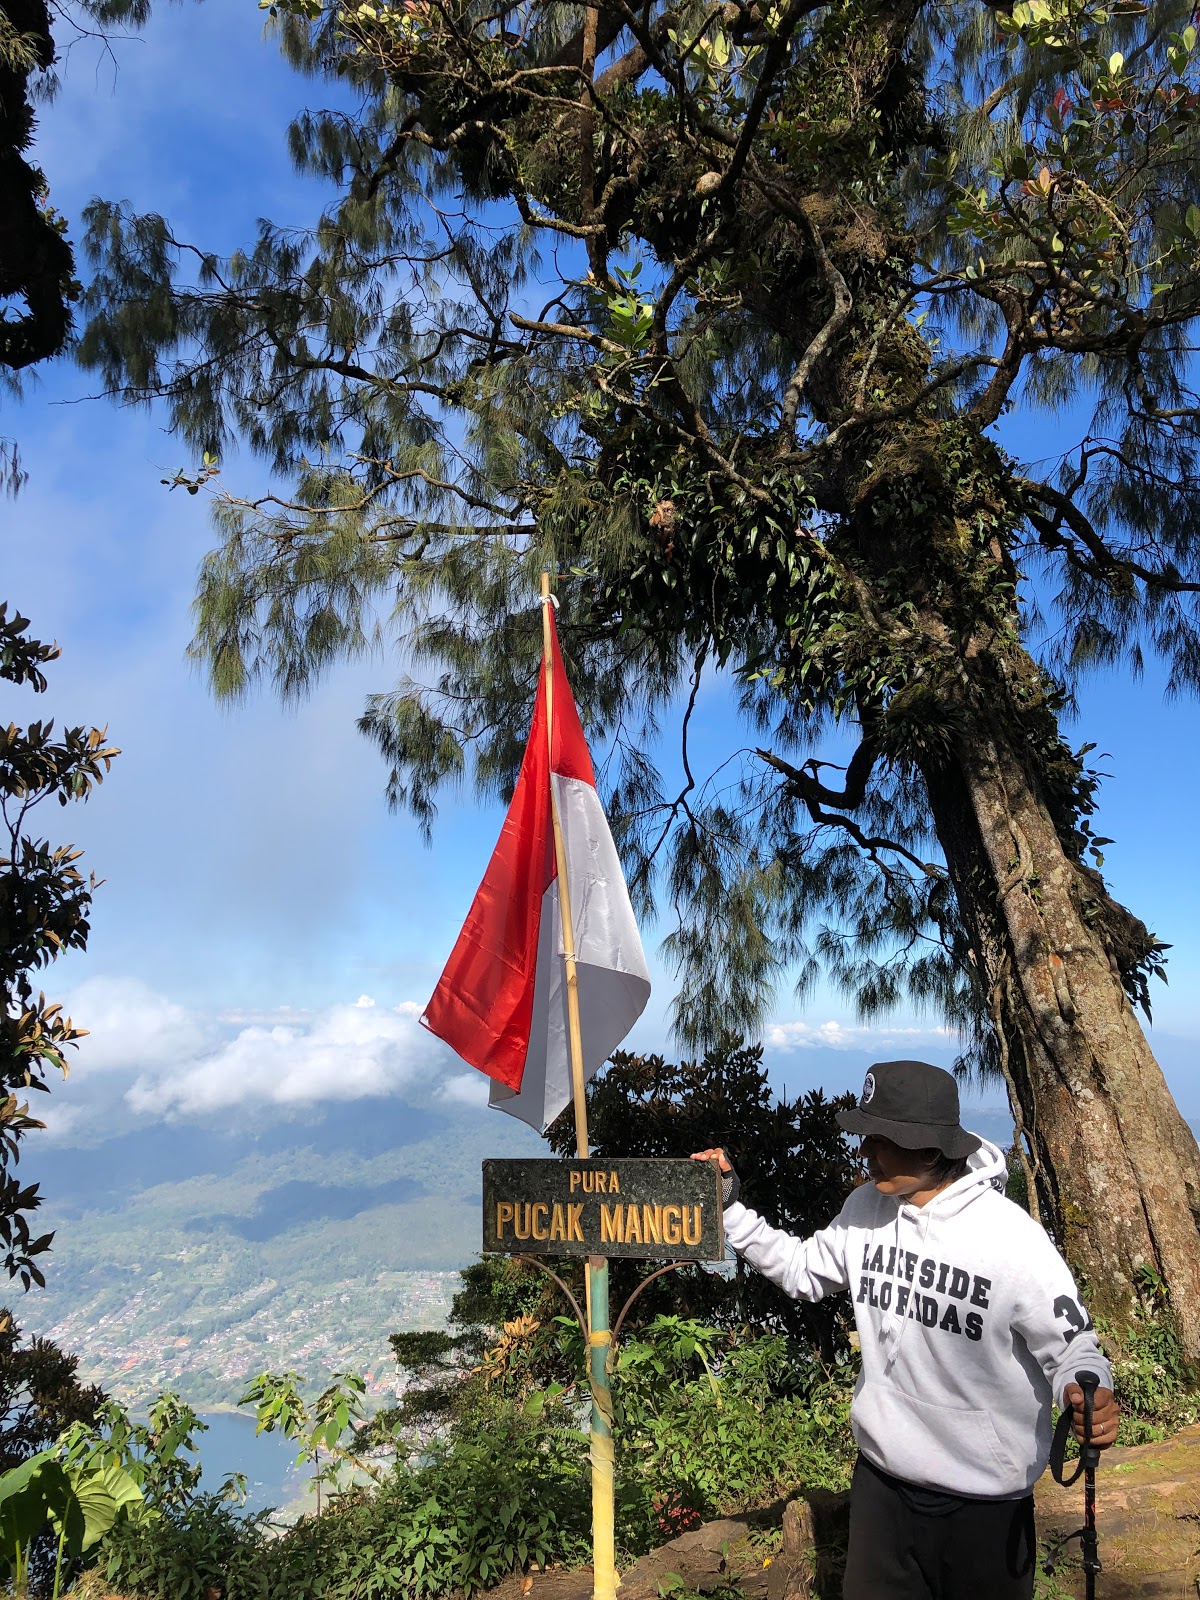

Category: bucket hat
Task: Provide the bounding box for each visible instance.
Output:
[836,1059,981,1158]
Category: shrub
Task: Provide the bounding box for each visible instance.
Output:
[304,1337,849,1597]
[94,1410,594,1600]
[613,1319,856,1517]
[89,1320,858,1600]
[1097,1269,1199,1445]
[95,1495,273,1600]
[272,1418,593,1599]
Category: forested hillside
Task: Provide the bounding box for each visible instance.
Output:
[20,1095,540,1406]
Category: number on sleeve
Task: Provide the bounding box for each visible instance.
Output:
[1053,1294,1093,1345]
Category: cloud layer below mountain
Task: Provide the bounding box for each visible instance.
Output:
[763,1019,954,1052]
[46,974,976,1140]
[51,979,442,1134]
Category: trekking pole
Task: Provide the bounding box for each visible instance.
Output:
[1046,1367,1103,1598]
[1076,1368,1102,1600]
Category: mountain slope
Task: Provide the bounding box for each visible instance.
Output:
[19,1094,542,1407]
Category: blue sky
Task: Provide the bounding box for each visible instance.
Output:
[3,0,1197,1152]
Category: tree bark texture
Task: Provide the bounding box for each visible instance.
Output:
[924,666,1200,1347]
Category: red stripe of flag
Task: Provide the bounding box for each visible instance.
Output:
[421,609,596,1091]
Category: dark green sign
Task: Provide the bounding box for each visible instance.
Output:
[482,1158,725,1261]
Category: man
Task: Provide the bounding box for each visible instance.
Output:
[692,1058,1119,1600]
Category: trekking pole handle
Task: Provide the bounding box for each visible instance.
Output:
[1076,1368,1101,1471]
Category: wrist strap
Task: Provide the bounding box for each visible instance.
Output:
[1049,1403,1083,1486]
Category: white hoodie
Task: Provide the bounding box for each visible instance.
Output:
[722,1137,1112,1499]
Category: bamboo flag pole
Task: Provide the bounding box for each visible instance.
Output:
[540,569,617,1600]
[540,571,591,1161]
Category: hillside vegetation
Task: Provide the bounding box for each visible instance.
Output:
[21,1098,538,1407]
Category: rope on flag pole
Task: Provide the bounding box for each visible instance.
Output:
[540,568,618,1600]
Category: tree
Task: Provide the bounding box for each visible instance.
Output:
[0,1310,104,1473]
[0,0,75,370]
[1,0,154,484]
[0,1310,106,1595]
[1,0,75,491]
[0,605,118,1285]
[549,1044,861,1360]
[78,0,1200,1349]
[0,0,129,1297]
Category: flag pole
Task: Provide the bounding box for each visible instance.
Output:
[541,569,591,1160]
[540,568,617,1600]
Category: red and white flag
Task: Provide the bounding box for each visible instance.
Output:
[421,607,651,1131]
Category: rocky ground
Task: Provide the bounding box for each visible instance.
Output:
[495,1424,1200,1600]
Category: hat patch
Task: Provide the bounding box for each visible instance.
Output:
[861,1071,876,1107]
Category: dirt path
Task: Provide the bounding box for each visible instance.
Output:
[1036,1423,1200,1598]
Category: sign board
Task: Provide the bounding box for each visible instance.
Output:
[482,1158,724,1261]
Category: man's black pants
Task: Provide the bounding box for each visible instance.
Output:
[843,1457,1036,1600]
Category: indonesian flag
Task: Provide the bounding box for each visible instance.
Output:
[421,607,651,1131]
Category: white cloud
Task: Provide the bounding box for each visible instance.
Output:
[51,978,448,1124]
[32,1101,85,1141]
[67,976,216,1072]
[439,1072,491,1108]
[217,1006,315,1026]
[126,996,427,1117]
[764,1019,955,1052]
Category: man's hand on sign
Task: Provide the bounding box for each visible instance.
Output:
[691,1148,741,1208]
[690,1147,732,1171]
[1063,1382,1120,1449]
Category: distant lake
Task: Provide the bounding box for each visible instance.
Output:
[197,1411,311,1517]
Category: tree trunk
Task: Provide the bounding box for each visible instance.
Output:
[924,661,1200,1356]
[749,140,1200,1350]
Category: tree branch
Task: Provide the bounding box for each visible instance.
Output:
[968,304,1029,427]
[758,739,878,810]
[1018,475,1200,594]
[758,745,943,875]
[630,641,709,894]
[775,206,853,446]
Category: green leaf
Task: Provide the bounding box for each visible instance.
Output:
[0,1451,59,1555]
[57,1463,138,1555]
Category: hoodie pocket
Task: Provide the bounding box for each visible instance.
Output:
[853,1380,1025,1497]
